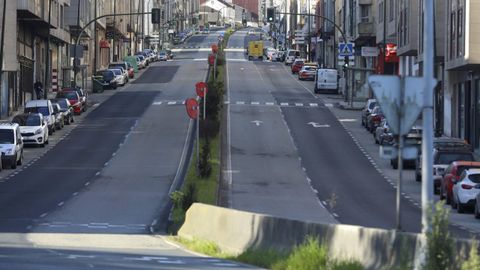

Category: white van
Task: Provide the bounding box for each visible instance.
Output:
[314,69,338,94]
[24,100,56,135]
[0,123,24,169]
[285,49,300,65]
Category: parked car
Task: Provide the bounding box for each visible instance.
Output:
[24,99,56,135]
[0,123,24,169]
[55,90,83,115]
[291,59,305,74]
[109,68,127,86]
[361,99,377,127]
[95,70,117,90]
[166,49,174,59]
[390,127,422,169]
[452,169,480,213]
[298,65,317,81]
[441,161,480,204]
[136,56,145,69]
[416,137,473,183]
[51,98,74,125]
[314,68,338,94]
[158,51,168,61]
[12,113,49,147]
[108,62,129,83]
[264,47,277,61]
[65,87,87,112]
[366,106,383,132]
[137,55,148,67]
[51,103,65,130]
[275,50,286,62]
[285,49,300,65]
[374,118,389,145]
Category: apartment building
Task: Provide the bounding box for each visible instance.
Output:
[1,0,17,116]
[375,0,398,75]
[444,0,480,154]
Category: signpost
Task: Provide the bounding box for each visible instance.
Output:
[368,75,429,231]
[195,81,208,120]
[338,42,354,57]
[186,97,200,175]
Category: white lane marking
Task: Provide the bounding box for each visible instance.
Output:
[295,103,303,107]
[40,213,48,218]
[167,101,177,105]
[236,101,245,105]
[57,201,65,207]
[84,182,90,186]
[251,102,260,105]
[158,260,185,264]
[213,263,239,267]
[325,103,334,107]
[251,120,263,126]
[339,118,357,122]
[332,213,339,218]
[309,103,319,107]
[266,102,275,106]
[152,101,163,105]
[280,102,289,106]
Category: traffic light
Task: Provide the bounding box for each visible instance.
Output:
[151,8,160,24]
[267,7,275,22]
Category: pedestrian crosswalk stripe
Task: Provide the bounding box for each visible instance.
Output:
[152,100,328,108]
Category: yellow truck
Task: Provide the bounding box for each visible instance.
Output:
[247,41,264,60]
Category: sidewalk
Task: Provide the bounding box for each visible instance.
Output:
[320,93,480,235]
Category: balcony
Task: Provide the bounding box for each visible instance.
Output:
[357,22,374,36]
[50,27,71,44]
[17,0,45,20]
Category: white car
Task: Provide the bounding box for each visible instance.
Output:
[13,113,49,147]
[24,99,55,135]
[109,69,126,86]
[452,169,480,213]
[0,123,24,169]
[285,49,300,65]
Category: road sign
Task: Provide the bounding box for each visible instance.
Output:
[185,98,199,119]
[368,75,434,135]
[195,82,208,98]
[338,56,354,66]
[338,42,354,57]
[361,46,378,57]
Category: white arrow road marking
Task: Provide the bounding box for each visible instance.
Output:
[251,120,263,126]
[307,122,330,128]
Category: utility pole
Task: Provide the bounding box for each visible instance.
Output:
[73,0,81,87]
[94,0,97,73]
[112,0,116,61]
[421,0,435,245]
[307,0,311,61]
[0,0,7,89]
[44,0,52,99]
[382,0,387,74]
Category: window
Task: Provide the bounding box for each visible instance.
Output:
[389,0,395,21]
[361,5,370,23]
[60,5,64,29]
[457,8,463,56]
[378,2,384,23]
[450,11,456,59]
[419,0,424,53]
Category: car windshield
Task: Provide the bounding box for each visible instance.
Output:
[55,99,69,109]
[436,153,474,164]
[58,91,78,100]
[26,115,41,126]
[25,106,50,116]
[0,129,14,144]
[111,69,122,76]
[458,166,479,175]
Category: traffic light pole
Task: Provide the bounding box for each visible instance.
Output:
[73,11,152,87]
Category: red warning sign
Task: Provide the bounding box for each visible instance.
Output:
[195,82,208,98]
[185,98,199,119]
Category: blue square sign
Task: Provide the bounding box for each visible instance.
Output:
[338,43,354,57]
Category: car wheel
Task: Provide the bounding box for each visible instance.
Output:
[475,203,480,219]
[457,199,465,213]
[17,152,23,166]
[71,116,74,123]
[11,155,17,169]
[451,197,457,209]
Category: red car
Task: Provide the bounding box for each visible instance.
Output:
[441,161,480,204]
[56,90,83,115]
[291,59,305,74]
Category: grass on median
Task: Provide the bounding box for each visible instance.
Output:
[171,235,365,270]
[170,135,220,233]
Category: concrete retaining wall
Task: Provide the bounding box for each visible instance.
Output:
[178,203,472,269]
